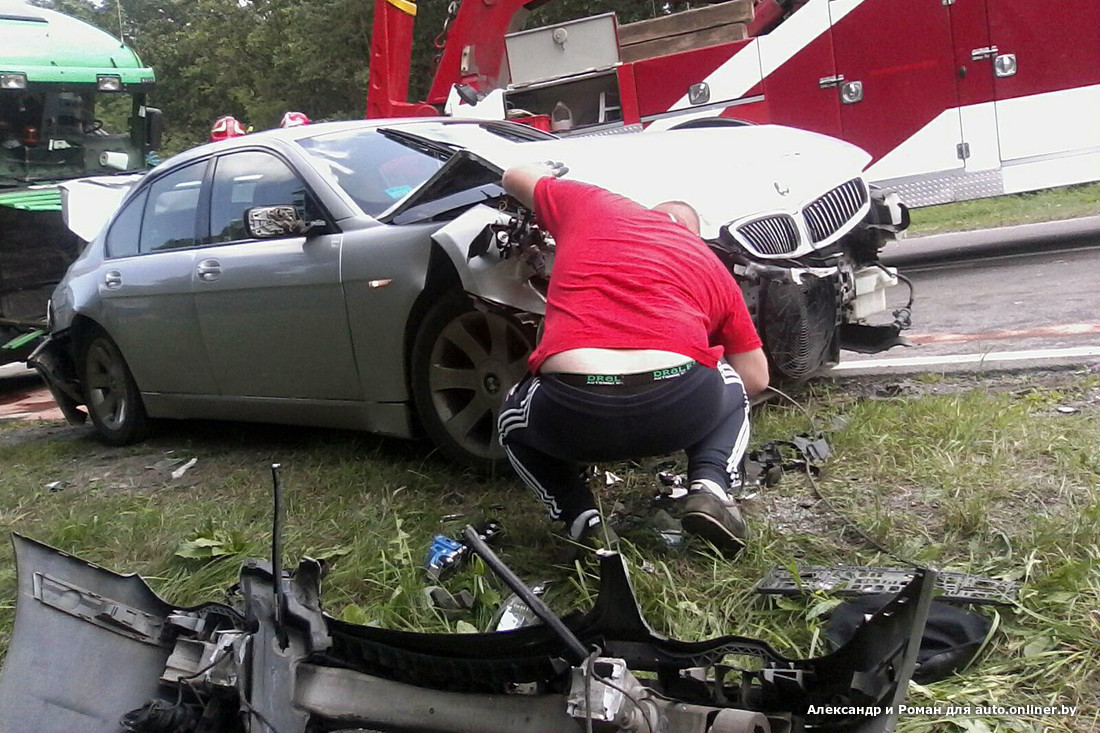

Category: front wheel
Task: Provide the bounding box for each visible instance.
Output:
[411,293,534,470]
[80,331,149,446]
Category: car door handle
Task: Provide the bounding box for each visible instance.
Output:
[104,270,123,290]
[196,259,222,282]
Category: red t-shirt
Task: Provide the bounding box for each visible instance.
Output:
[529,178,762,373]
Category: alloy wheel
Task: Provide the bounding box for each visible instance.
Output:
[425,308,532,462]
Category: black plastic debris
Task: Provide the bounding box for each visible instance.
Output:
[826,594,994,684]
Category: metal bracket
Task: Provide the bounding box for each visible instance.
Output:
[957,141,971,160]
[33,572,168,646]
[818,74,844,89]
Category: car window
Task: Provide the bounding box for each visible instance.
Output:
[296,129,445,217]
[105,188,148,259]
[208,152,311,243]
[139,162,205,254]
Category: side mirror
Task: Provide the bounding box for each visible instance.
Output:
[245,205,325,238]
[143,107,164,151]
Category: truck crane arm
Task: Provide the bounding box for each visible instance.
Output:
[367,0,539,118]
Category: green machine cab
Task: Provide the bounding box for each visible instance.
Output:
[1,3,161,363]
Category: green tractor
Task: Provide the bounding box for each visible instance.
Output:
[1,2,161,365]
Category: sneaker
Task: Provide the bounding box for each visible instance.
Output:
[562,510,619,561]
[680,490,747,558]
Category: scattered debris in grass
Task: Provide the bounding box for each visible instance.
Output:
[0,369,1096,731]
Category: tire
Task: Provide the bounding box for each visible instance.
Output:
[411,293,534,470]
[668,117,754,130]
[80,331,149,446]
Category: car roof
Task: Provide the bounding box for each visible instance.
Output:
[165,117,554,169]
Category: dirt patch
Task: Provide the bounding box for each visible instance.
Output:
[0,420,212,493]
[63,450,208,493]
[833,365,1100,405]
[0,420,79,447]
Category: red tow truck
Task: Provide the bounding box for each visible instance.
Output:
[367,0,1100,208]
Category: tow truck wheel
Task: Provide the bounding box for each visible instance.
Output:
[411,293,534,472]
[80,330,149,446]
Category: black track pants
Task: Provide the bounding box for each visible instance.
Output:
[497,362,750,526]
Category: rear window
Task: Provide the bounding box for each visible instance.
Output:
[105,189,147,258]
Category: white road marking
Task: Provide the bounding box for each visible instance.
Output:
[831,346,1100,373]
[909,322,1100,345]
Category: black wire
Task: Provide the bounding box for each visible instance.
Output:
[174,649,228,682]
[181,647,283,733]
[582,647,655,733]
[241,696,283,733]
[892,269,916,311]
[801,462,924,569]
[765,385,926,570]
[591,671,656,733]
[763,384,820,433]
[584,650,596,733]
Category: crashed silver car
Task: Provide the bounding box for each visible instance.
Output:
[31,118,910,466]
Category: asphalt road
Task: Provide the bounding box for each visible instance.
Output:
[835,215,1100,375]
[880,214,1100,269]
[0,362,64,421]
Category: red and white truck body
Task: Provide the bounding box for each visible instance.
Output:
[368,0,1100,208]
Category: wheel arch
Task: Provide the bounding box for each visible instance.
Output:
[52,314,111,391]
[402,241,465,421]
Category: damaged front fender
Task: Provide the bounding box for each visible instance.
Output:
[431,204,549,316]
[27,333,87,425]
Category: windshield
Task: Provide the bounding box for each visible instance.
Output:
[295,122,543,218]
[295,128,447,217]
[0,90,142,185]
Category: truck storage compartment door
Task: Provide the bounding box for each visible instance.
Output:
[948,0,1000,175]
[832,0,963,184]
[988,0,1100,190]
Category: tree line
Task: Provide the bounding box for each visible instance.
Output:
[31,0,694,154]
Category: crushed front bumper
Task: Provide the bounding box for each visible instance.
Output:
[27,333,86,425]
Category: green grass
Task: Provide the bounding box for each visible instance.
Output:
[0,371,1097,731]
[907,182,1100,236]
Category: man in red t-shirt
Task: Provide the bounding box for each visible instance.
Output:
[497,162,769,557]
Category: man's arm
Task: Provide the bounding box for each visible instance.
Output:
[727,348,770,398]
[501,161,567,209]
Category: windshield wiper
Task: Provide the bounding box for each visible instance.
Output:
[479,120,557,142]
[377,127,457,161]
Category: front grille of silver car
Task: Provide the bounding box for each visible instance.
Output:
[736,215,799,256]
[803,178,868,243]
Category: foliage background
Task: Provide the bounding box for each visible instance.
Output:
[31,0,693,154]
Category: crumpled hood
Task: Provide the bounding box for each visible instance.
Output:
[460,125,873,239]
